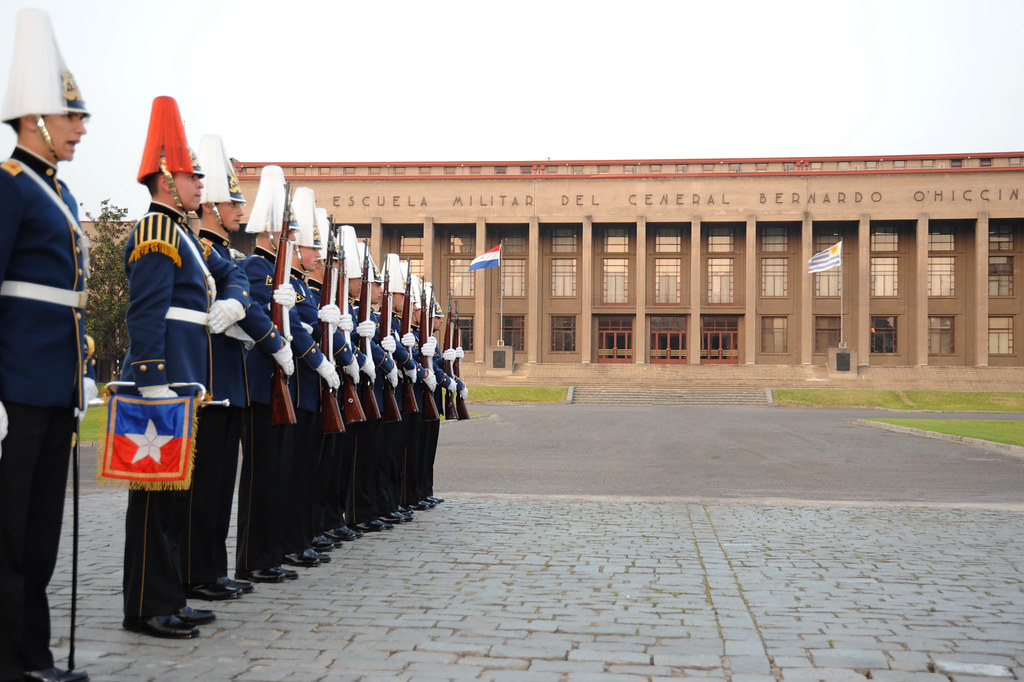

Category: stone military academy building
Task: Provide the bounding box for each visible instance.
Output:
[236,153,1024,384]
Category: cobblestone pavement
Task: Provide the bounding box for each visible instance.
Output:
[43,406,1024,681]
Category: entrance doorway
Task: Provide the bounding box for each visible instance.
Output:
[650,315,687,363]
[597,316,633,363]
[701,315,739,364]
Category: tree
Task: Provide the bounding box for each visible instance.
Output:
[84,199,131,381]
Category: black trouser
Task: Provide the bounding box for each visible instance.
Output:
[124,488,188,619]
[183,406,244,585]
[401,411,424,507]
[376,418,405,513]
[0,403,74,679]
[236,404,289,573]
[348,418,380,525]
[420,414,441,501]
[283,408,319,554]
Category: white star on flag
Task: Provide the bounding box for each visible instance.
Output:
[126,419,173,464]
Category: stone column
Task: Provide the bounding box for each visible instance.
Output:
[475,217,488,348]
[635,216,647,364]
[689,217,701,364]
[974,213,990,366]
[913,215,929,365]
[745,216,757,364]
[800,215,813,364]
[581,216,593,363]
[371,217,382,266]
[857,216,870,367]
[528,217,540,363]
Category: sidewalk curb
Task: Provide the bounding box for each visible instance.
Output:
[858,418,1024,459]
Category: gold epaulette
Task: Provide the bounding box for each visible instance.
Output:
[1,159,22,176]
[128,214,182,267]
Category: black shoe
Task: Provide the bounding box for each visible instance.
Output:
[395,508,414,520]
[412,501,432,511]
[343,524,365,538]
[380,512,405,524]
[315,551,332,563]
[186,582,241,601]
[311,534,336,551]
[176,606,216,625]
[235,568,284,584]
[23,667,89,682]
[426,495,444,504]
[218,575,254,593]
[352,520,384,533]
[270,565,299,580]
[123,614,199,639]
[283,551,320,568]
[325,526,360,542]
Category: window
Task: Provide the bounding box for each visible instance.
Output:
[502,315,525,352]
[502,259,525,297]
[760,316,788,353]
[707,226,734,253]
[814,316,841,353]
[676,164,688,173]
[449,234,475,254]
[814,234,841,297]
[551,258,577,297]
[551,316,576,352]
[520,166,532,175]
[399,233,422,253]
[597,164,610,174]
[989,256,1013,296]
[551,228,578,253]
[871,228,899,251]
[419,166,431,175]
[951,159,962,168]
[623,164,637,174]
[989,316,1014,355]
[650,316,687,362]
[707,258,734,304]
[928,256,955,297]
[455,316,473,352]
[603,258,629,304]
[500,234,527,254]
[655,228,681,252]
[929,228,955,251]
[761,226,787,252]
[870,316,898,354]
[392,166,404,176]
[761,258,788,297]
[448,259,474,297]
[494,166,506,175]
[405,257,423,280]
[871,257,899,296]
[469,166,481,175]
[928,316,955,354]
[990,225,1014,251]
[444,166,456,175]
[604,228,629,253]
[654,258,681,304]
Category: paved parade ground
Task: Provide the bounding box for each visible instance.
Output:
[53,404,1024,681]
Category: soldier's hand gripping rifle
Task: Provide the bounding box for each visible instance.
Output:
[357,241,382,420]
[453,299,470,420]
[270,184,297,425]
[418,285,440,422]
[336,231,366,424]
[318,225,344,433]
[442,293,457,420]
[377,257,402,422]
[398,265,419,414]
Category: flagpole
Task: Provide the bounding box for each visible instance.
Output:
[839,240,845,348]
[497,238,504,346]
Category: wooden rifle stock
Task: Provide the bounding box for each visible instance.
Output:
[357,244,382,420]
[377,263,401,423]
[453,324,470,420]
[335,234,366,424]
[442,301,457,420]
[398,267,419,414]
[418,291,440,422]
[318,230,344,434]
[270,188,297,425]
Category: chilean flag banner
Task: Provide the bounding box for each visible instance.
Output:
[469,244,501,271]
[98,393,200,490]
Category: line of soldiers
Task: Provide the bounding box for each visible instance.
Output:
[0,10,467,681]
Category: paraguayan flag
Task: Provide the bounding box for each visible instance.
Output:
[808,241,842,273]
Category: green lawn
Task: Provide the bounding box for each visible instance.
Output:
[868,419,1024,448]
[467,386,568,403]
[774,389,1024,412]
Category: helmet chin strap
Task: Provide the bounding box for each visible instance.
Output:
[159,157,184,212]
[35,116,58,161]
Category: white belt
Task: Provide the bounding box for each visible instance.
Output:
[166,306,209,326]
[0,280,88,309]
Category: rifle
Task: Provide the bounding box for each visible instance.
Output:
[377,257,402,422]
[357,241,381,420]
[270,183,297,425]
[318,223,344,433]
[442,293,457,420]
[398,265,419,414]
[418,284,440,422]
[335,230,366,424]
[453,299,470,420]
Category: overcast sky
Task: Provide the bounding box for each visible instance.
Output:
[3,0,1022,218]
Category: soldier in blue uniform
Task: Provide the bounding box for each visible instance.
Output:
[182,135,293,602]
[0,10,93,682]
[120,97,251,640]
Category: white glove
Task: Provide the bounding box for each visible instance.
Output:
[403,367,418,383]
[318,303,342,327]
[422,340,436,358]
[272,343,294,375]
[427,336,438,349]
[460,387,469,401]
[343,359,360,383]
[445,377,457,393]
[208,298,246,334]
[360,356,376,382]
[455,346,464,359]
[316,357,341,389]
[424,370,437,392]
[0,401,8,455]
[385,367,398,388]
[356,319,376,339]
[338,313,354,333]
[381,334,397,353]
[140,384,177,399]
[442,348,457,362]
[401,332,416,348]
[77,377,99,422]
[273,283,296,310]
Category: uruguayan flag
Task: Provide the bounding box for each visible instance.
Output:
[808,241,842,273]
